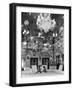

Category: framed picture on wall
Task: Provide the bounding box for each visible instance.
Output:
[9,3,71,87]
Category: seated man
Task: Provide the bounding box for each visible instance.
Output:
[43,66,47,73]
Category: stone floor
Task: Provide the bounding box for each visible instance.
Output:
[21,66,64,77]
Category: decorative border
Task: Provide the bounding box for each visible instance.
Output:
[9,3,71,87]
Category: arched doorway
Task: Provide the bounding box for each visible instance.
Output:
[30,58,38,69]
[42,58,49,69]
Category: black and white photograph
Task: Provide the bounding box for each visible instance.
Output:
[10,3,71,86]
[21,12,64,76]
